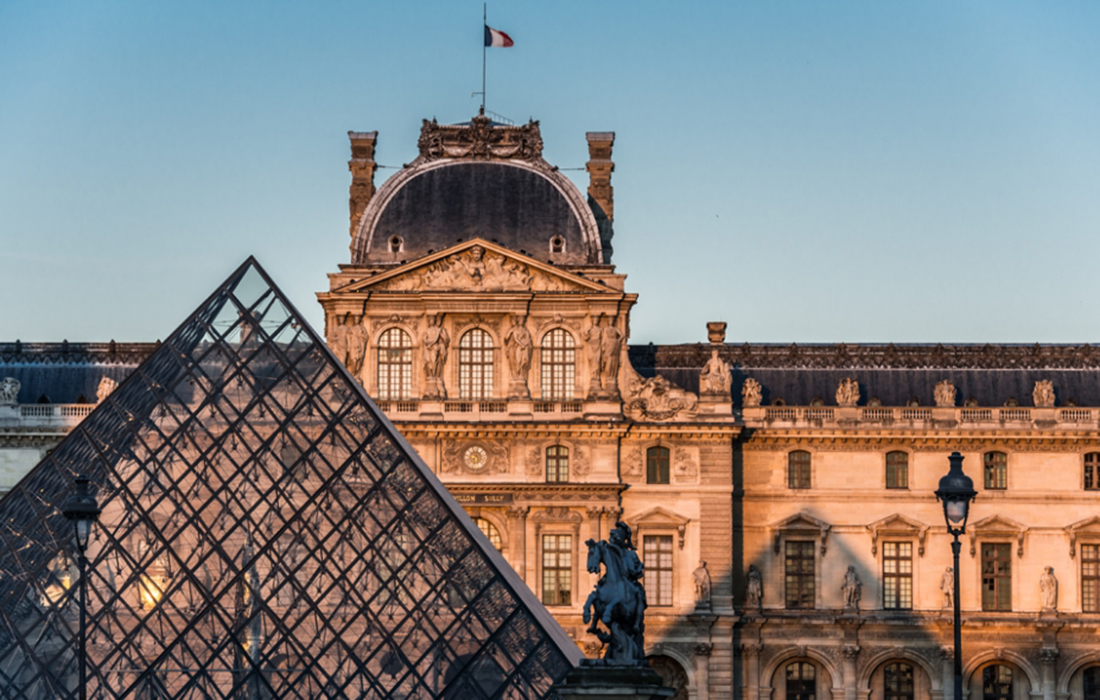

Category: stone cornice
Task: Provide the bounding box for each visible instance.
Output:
[396,421,740,440]
[743,431,1100,451]
[446,482,625,503]
[0,341,156,365]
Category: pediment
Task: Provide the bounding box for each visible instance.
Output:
[867,514,930,556]
[337,239,611,294]
[626,507,690,549]
[1065,516,1100,558]
[771,512,831,555]
[968,514,1029,558]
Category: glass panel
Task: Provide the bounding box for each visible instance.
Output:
[788,451,811,489]
[785,541,815,609]
[981,543,1012,611]
[984,452,1008,490]
[886,451,908,489]
[646,447,670,485]
[459,329,494,400]
[539,329,576,401]
[0,259,576,700]
[643,535,673,607]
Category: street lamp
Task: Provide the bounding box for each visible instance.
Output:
[935,452,977,700]
[61,476,101,700]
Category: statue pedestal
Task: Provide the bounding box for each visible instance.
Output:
[553,662,675,700]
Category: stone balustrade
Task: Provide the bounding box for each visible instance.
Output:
[745,405,1098,429]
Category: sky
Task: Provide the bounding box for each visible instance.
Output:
[2,1,1100,345]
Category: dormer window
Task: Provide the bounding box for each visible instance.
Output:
[550,235,565,254]
[388,235,403,253]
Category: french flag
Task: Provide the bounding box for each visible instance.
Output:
[484,25,514,48]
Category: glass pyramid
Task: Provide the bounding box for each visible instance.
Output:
[0,258,582,699]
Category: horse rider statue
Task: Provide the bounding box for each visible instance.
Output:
[582,521,648,665]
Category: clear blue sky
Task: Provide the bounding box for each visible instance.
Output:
[3,1,1099,344]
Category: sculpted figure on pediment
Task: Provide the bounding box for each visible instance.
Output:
[96,376,118,403]
[836,377,860,407]
[625,375,698,421]
[699,348,731,397]
[741,378,762,407]
[417,245,533,290]
[1033,379,1055,408]
[0,377,20,405]
[934,380,956,407]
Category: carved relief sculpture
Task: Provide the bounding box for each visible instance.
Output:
[692,561,712,608]
[836,377,860,407]
[503,315,533,399]
[1033,379,1056,408]
[584,314,623,398]
[699,348,732,398]
[842,565,862,610]
[96,376,118,403]
[421,314,450,400]
[1040,566,1058,611]
[745,564,763,610]
[625,375,698,421]
[940,567,954,608]
[742,378,763,407]
[934,380,957,407]
[417,114,544,162]
[0,377,20,405]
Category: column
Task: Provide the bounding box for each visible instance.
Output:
[1040,648,1058,700]
[694,644,713,700]
[842,645,860,700]
[940,647,954,700]
[506,506,529,580]
[586,506,603,543]
[741,644,762,700]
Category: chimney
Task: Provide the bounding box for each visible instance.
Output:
[348,131,378,238]
[585,132,615,222]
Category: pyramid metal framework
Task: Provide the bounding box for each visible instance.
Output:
[0,258,582,699]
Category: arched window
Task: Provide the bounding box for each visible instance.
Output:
[788,451,811,489]
[546,445,569,483]
[376,328,413,400]
[1084,667,1100,700]
[886,451,908,489]
[785,662,816,700]
[984,451,1007,490]
[1086,453,1100,490]
[884,663,914,700]
[982,665,1012,700]
[647,446,670,484]
[473,517,502,550]
[459,329,494,400]
[540,329,575,400]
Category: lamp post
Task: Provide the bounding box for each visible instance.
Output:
[935,452,977,700]
[61,476,101,700]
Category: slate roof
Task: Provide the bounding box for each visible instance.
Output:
[630,343,1100,408]
[0,342,156,404]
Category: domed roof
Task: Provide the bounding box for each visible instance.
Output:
[351,116,602,265]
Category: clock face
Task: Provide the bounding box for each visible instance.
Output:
[463,446,489,471]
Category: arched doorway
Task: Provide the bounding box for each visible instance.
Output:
[648,654,689,700]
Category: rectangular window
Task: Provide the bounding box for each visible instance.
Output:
[647,447,670,485]
[984,452,1007,490]
[981,543,1012,611]
[1086,453,1100,491]
[788,451,811,489]
[882,542,913,609]
[1084,544,1100,613]
[785,540,815,609]
[886,451,908,489]
[541,534,572,606]
[643,535,674,607]
[545,446,569,483]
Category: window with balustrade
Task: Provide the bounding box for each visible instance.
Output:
[540,329,575,400]
[984,451,1007,490]
[459,329,494,400]
[376,328,413,400]
[886,451,908,489]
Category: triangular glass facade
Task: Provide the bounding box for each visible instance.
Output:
[0,258,581,699]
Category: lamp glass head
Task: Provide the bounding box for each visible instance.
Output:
[945,499,968,524]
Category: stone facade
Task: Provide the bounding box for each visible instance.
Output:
[5,116,1100,700]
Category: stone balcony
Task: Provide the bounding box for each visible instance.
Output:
[0,402,97,430]
[742,405,1099,430]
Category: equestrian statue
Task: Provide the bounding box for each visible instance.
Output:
[582,521,648,665]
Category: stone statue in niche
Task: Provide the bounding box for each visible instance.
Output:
[96,376,118,403]
[842,565,862,610]
[836,378,860,407]
[344,321,367,379]
[421,314,450,399]
[745,564,763,610]
[625,375,698,421]
[934,380,957,407]
[503,315,533,399]
[1033,380,1056,408]
[582,521,648,666]
[1040,566,1058,612]
[584,314,623,398]
[0,377,21,405]
[699,348,732,397]
[940,567,954,608]
[692,561,712,608]
[742,378,762,407]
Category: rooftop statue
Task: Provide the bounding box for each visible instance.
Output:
[582,521,648,665]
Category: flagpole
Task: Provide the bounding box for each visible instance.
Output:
[481,2,487,114]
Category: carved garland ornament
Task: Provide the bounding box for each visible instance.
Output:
[417,114,544,162]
